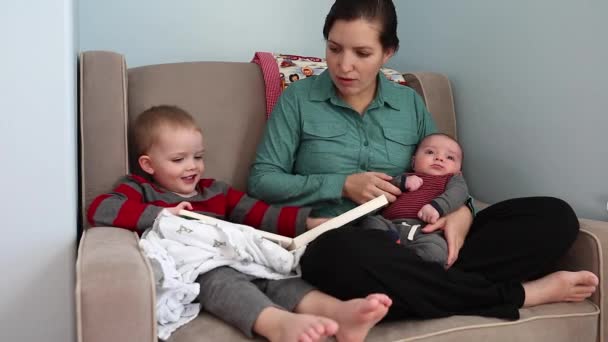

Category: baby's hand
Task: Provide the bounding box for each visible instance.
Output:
[405,175,423,191]
[167,201,193,215]
[418,204,439,223]
[306,217,331,230]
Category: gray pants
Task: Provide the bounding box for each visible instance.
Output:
[357,215,448,265]
[196,267,315,337]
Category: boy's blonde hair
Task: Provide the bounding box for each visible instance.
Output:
[131,105,202,156]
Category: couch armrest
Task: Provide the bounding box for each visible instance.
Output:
[79,51,129,229]
[557,218,608,342]
[76,227,156,342]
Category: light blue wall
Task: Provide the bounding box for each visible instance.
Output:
[79,0,332,67]
[393,0,608,220]
[0,1,77,341]
[80,0,607,220]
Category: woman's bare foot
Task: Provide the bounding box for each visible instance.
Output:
[332,293,392,342]
[522,270,599,307]
[254,307,338,342]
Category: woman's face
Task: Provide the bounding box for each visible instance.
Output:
[326,19,394,103]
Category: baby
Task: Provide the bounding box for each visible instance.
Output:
[379,133,469,265]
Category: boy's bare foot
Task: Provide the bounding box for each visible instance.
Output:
[332,293,392,342]
[254,307,338,342]
[523,270,599,307]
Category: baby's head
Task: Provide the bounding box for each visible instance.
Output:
[132,105,205,197]
[411,133,463,176]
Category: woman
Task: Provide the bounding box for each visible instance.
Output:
[248,0,598,320]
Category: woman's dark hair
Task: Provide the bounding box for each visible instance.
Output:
[323,0,399,52]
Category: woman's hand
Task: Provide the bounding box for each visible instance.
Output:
[342,172,401,204]
[422,205,473,268]
[306,217,330,230]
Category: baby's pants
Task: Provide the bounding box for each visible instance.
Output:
[196,267,315,337]
[357,216,448,265]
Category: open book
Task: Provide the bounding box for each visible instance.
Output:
[179,195,388,251]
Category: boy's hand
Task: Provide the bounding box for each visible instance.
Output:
[167,201,193,215]
[405,175,423,191]
[306,217,330,230]
[418,204,439,223]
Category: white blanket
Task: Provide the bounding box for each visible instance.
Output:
[139,210,304,340]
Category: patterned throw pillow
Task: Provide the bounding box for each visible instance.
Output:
[274,53,406,89]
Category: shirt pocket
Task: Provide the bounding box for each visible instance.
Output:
[382,128,420,167]
[300,122,348,154]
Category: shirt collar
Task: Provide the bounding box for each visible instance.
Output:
[309,70,402,111]
[376,72,402,111]
[309,70,335,102]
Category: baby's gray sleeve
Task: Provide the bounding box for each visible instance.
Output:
[391,174,408,192]
[430,174,469,216]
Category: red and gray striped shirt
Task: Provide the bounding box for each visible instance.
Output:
[382,173,468,220]
[87,175,311,236]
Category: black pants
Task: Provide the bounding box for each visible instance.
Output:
[300,197,579,320]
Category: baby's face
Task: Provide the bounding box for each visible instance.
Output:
[412,135,462,176]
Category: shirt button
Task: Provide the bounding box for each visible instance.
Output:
[363,141,369,147]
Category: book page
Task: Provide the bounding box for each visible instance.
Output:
[178,210,294,247]
[179,194,388,251]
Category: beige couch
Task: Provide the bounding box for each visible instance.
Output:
[76,50,608,342]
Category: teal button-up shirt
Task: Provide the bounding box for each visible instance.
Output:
[248,70,437,217]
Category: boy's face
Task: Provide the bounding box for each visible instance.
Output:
[139,127,205,197]
[412,135,462,176]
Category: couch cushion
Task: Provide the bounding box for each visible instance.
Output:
[370,302,598,341]
[167,301,598,342]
